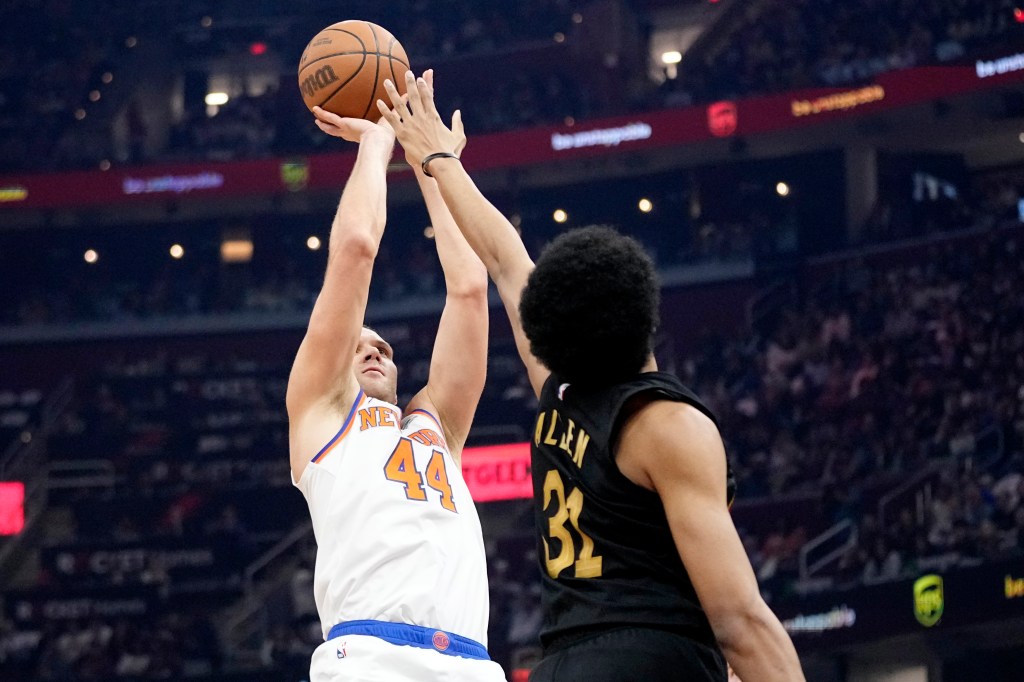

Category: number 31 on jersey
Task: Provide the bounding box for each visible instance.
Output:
[543,469,603,579]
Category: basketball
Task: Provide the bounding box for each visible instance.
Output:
[298,20,410,121]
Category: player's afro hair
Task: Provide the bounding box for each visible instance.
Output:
[519,226,659,387]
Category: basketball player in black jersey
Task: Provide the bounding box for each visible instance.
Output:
[380,71,805,682]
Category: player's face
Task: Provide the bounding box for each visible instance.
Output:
[352,327,398,403]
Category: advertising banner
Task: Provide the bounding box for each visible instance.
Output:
[3,587,158,623]
[0,481,25,535]
[40,541,219,585]
[461,442,532,503]
[777,558,1024,652]
[1,55,1022,211]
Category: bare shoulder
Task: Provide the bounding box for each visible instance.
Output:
[289,387,363,480]
[616,398,724,491]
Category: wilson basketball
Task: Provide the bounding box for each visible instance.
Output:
[298,21,410,122]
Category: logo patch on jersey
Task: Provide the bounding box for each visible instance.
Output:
[558,383,569,400]
[431,631,450,651]
[409,427,446,449]
[336,642,347,658]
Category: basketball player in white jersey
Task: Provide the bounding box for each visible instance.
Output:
[287,78,506,681]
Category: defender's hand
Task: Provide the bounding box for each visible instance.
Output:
[377,69,465,168]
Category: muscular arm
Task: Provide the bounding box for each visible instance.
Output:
[380,70,549,396]
[427,159,548,397]
[405,167,489,462]
[616,401,805,682]
[287,118,394,479]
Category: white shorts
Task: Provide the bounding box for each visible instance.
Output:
[310,633,508,682]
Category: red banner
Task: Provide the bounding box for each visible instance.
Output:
[3,54,1023,211]
[0,481,25,535]
[461,442,532,503]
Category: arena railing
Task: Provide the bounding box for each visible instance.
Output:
[220,520,313,662]
[798,517,857,583]
[0,377,75,582]
[876,463,944,534]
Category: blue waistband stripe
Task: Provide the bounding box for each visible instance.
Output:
[327,620,490,661]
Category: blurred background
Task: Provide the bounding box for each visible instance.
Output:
[1,0,1024,680]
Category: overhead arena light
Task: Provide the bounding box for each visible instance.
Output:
[205,92,229,106]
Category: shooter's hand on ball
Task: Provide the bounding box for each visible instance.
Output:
[378,69,465,171]
[312,106,395,144]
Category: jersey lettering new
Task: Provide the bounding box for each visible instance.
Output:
[294,390,490,645]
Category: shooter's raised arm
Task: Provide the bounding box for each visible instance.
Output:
[286,110,394,480]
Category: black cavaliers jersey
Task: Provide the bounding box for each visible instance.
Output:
[531,371,735,650]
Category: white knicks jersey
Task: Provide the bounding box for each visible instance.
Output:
[293,390,491,645]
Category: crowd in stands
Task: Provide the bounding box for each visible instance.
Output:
[0,165,764,329]
[5,2,1024,680]
[0,610,223,680]
[4,213,1024,679]
[663,0,1021,106]
[157,2,589,163]
[1,212,430,326]
[0,388,42,454]
[0,0,585,171]
[0,0,153,172]
[0,337,534,680]
[702,225,1024,599]
[2,351,297,681]
[833,459,1024,588]
[0,214,751,326]
[167,0,577,64]
[154,0,1024,164]
[3,0,1020,171]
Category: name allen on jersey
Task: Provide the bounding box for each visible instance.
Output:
[534,408,592,468]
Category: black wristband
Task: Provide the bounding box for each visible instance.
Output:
[421,152,459,177]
